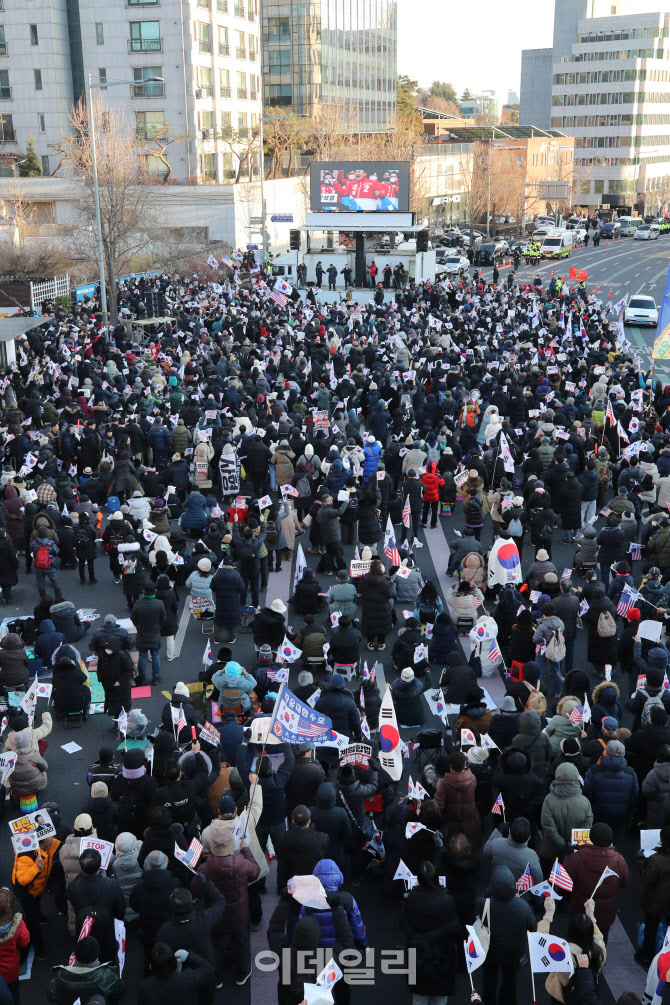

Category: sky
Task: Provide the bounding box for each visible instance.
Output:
[397,0,555,102]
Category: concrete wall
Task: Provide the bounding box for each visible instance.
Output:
[520,48,553,129]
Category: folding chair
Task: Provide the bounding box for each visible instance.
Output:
[65,711,84,729]
[456,616,474,636]
[307,655,327,677]
[219,688,244,722]
[414,728,443,768]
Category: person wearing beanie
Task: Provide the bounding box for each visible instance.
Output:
[84,781,116,842]
[129,853,182,976]
[108,832,143,921]
[527,550,557,591]
[47,935,126,1003]
[562,821,629,940]
[487,695,521,750]
[539,761,594,865]
[160,681,201,739]
[637,825,670,966]
[584,740,639,830]
[549,736,590,780]
[315,674,362,742]
[293,669,318,704]
[483,816,543,886]
[110,748,157,839]
[155,877,226,971]
[544,696,584,755]
[512,709,552,780]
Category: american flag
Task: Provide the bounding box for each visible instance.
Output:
[492,793,505,816]
[269,289,288,308]
[568,705,584,723]
[516,862,534,892]
[384,517,401,566]
[617,585,638,618]
[473,594,484,608]
[605,399,615,426]
[187,837,203,867]
[488,639,502,663]
[629,543,642,560]
[549,859,574,892]
[177,708,187,735]
[402,496,411,529]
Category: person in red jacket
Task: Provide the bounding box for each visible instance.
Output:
[420,461,445,528]
[0,888,30,1000]
[561,821,629,942]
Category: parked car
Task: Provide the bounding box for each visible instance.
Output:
[600,221,622,239]
[624,294,658,326]
[634,224,660,241]
[440,253,471,274]
[478,241,506,265]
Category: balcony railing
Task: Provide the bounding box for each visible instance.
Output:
[220,85,231,98]
[127,0,159,5]
[136,126,166,140]
[199,39,212,53]
[247,10,256,20]
[237,87,248,99]
[217,0,228,10]
[0,87,11,100]
[248,48,256,60]
[131,80,165,97]
[128,38,162,52]
[235,46,246,59]
[250,88,257,100]
[197,0,209,7]
[218,42,230,55]
[234,4,245,16]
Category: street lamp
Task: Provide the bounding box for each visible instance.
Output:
[86,73,164,327]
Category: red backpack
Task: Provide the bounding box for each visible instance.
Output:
[34,542,51,569]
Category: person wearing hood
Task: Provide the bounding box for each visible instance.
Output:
[483,816,543,886]
[584,739,639,829]
[419,460,444,528]
[581,587,618,674]
[591,681,623,728]
[110,748,157,838]
[155,878,226,972]
[211,659,256,714]
[96,638,134,719]
[0,887,30,999]
[479,865,536,1005]
[0,531,18,605]
[511,709,553,780]
[108,831,143,920]
[49,600,87,644]
[545,695,584,755]
[309,782,351,873]
[195,824,260,986]
[434,750,480,844]
[573,524,598,571]
[630,663,670,730]
[131,585,166,685]
[33,618,66,673]
[315,674,362,740]
[540,762,594,865]
[180,490,208,536]
[47,935,126,1004]
[129,851,182,975]
[52,655,91,718]
[487,695,521,750]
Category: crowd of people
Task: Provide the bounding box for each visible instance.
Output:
[0,255,666,1005]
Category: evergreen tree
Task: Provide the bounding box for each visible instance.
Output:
[20,137,42,177]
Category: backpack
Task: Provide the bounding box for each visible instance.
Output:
[464,496,483,524]
[641,689,666,727]
[74,526,89,555]
[296,475,311,498]
[425,443,439,463]
[34,542,51,570]
[109,530,124,553]
[265,519,279,548]
[545,627,566,662]
[596,610,616,637]
[508,516,523,537]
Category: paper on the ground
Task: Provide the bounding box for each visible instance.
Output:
[61,741,82,754]
[641,829,661,857]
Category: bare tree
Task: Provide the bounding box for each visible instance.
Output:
[460,141,490,244]
[220,126,260,183]
[138,127,186,184]
[55,97,158,325]
[0,242,73,308]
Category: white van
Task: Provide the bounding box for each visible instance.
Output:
[540,229,573,258]
[617,216,643,236]
[634,223,661,241]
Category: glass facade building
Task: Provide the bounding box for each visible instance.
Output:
[263,0,397,131]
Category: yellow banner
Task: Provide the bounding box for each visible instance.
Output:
[653,325,670,359]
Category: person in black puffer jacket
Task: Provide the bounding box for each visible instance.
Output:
[129,852,182,975]
[49,600,88,643]
[110,748,158,839]
[391,667,426,727]
[492,748,545,827]
[315,675,362,741]
[359,679,381,730]
[137,806,190,872]
[52,656,91,716]
[309,782,352,873]
[152,747,210,835]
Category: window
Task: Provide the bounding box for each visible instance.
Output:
[132,66,163,96]
[269,49,289,71]
[96,23,104,45]
[201,109,214,130]
[29,24,38,45]
[98,68,107,89]
[0,27,6,55]
[198,66,213,96]
[41,155,49,175]
[268,84,291,105]
[130,21,160,52]
[237,70,247,98]
[203,153,216,180]
[268,16,289,40]
[238,112,246,132]
[38,113,45,132]
[222,151,235,178]
[221,110,231,132]
[236,29,245,58]
[594,179,604,194]
[0,114,13,141]
[34,69,42,90]
[198,22,211,51]
[135,110,166,139]
[0,69,10,99]
[220,68,231,97]
[218,26,229,54]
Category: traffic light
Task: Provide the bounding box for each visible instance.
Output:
[289,229,301,251]
[416,230,429,252]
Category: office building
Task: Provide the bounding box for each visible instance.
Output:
[262,0,397,131]
[521,0,670,214]
[0,0,261,184]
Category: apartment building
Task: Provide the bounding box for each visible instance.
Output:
[521,1,670,215]
[0,0,261,184]
[262,0,397,131]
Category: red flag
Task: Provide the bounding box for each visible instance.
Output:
[569,266,588,281]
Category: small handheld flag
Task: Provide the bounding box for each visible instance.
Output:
[516,862,533,892]
[492,793,505,817]
[549,859,573,892]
